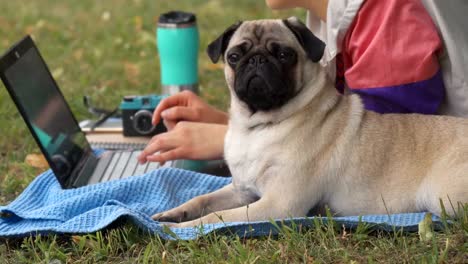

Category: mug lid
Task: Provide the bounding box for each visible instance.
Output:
[158,11,196,27]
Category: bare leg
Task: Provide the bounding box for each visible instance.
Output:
[152,183,258,222]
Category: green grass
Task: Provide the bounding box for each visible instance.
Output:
[0,1,467,263]
[1,212,467,263]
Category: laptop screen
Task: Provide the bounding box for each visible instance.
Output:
[2,41,90,183]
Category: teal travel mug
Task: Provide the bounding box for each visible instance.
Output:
[157,11,199,95]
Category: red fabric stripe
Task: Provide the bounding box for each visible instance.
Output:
[342,0,442,89]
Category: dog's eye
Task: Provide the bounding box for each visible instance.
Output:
[278,51,291,62]
[227,53,240,65]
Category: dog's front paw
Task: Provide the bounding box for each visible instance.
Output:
[152,209,190,223]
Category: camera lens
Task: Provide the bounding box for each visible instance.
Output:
[132,110,156,135]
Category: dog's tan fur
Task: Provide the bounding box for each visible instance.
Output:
[153,18,468,227]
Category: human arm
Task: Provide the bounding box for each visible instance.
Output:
[137,91,229,164]
[152,90,228,130]
[137,121,227,164]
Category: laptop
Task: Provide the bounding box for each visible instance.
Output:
[0,36,174,188]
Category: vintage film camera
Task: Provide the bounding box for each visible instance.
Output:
[120,95,167,137]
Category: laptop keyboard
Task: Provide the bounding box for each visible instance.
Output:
[90,142,147,151]
[90,150,172,184]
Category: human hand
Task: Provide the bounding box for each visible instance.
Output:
[153,90,228,130]
[137,122,227,164]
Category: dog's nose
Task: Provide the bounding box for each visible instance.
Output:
[248,54,267,67]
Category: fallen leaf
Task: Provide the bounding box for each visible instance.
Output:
[124,62,140,77]
[52,67,64,79]
[35,19,46,29]
[24,25,34,35]
[101,11,111,21]
[71,235,82,244]
[25,154,49,169]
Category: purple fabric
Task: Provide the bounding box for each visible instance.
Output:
[351,71,445,114]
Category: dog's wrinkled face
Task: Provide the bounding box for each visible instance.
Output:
[207,18,325,113]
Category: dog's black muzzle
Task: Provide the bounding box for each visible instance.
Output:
[234,53,295,113]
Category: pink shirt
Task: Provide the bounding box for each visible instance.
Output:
[340,0,445,114]
[343,0,442,89]
[309,0,446,114]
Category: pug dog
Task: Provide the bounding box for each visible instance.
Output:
[152,17,468,228]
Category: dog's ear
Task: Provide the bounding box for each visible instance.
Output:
[207,21,243,63]
[283,17,325,63]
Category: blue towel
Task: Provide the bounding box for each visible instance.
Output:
[0,168,440,240]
